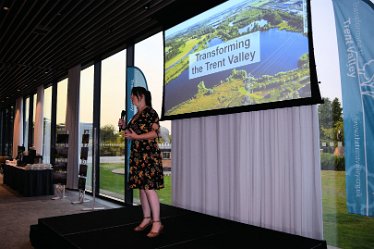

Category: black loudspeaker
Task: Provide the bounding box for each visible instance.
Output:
[78,177,86,190]
[79,164,88,177]
[82,134,89,144]
[80,147,88,160]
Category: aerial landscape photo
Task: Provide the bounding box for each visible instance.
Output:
[164,0,311,116]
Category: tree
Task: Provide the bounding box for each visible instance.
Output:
[318,97,344,146]
[331,98,344,146]
[99,124,124,156]
[100,125,117,142]
[331,97,343,124]
[318,97,333,129]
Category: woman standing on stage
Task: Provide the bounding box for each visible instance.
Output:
[123,86,164,238]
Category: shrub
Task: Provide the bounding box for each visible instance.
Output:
[334,155,345,171]
[320,152,345,171]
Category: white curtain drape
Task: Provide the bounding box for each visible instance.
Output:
[33,86,44,155]
[172,105,323,240]
[12,97,23,158]
[66,65,81,189]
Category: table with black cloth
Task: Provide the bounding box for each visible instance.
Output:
[3,163,54,196]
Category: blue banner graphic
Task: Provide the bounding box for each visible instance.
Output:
[125,66,148,184]
[332,0,374,216]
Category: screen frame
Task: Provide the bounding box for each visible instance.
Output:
[161,0,322,121]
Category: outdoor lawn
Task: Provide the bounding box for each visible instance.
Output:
[99,164,374,248]
[99,163,172,204]
[321,170,374,249]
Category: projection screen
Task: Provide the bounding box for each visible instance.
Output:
[162,0,321,120]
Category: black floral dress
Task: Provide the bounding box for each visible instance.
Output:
[128,106,164,190]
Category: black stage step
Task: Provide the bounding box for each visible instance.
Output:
[30,204,327,249]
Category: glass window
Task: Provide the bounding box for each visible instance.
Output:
[43,86,52,163]
[32,93,37,148]
[79,66,94,191]
[55,78,68,178]
[56,79,68,128]
[135,32,172,205]
[99,50,126,201]
[24,97,30,150]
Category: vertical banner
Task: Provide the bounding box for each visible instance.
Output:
[125,66,148,185]
[332,0,374,216]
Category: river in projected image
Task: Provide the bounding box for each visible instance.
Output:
[164,28,308,112]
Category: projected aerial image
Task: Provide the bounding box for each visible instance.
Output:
[164,0,311,117]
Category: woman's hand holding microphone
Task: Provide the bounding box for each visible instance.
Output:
[123,129,138,140]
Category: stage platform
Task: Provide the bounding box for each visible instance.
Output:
[30,204,327,249]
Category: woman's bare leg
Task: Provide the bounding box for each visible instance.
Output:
[138,189,152,227]
[145,189,162,233]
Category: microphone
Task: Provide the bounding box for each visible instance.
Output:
[118,110,126,132]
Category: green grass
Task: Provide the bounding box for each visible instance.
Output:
[165,38,201,69]
[321,170,374,249]
[99,164,374,248]
[99,163,172,205]
[99,163,124,195]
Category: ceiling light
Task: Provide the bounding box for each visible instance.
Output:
[3,6,9,11]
